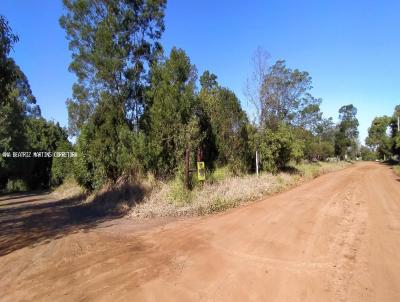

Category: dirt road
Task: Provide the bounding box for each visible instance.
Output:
[1,162,400,301]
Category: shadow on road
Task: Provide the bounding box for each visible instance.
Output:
[381,159,399,166]
[0,183,145,256]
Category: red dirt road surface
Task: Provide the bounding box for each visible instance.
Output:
[1,162,400,301]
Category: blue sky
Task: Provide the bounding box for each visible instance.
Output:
[2,0,400,143]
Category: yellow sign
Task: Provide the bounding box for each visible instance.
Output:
[197,161,205,181]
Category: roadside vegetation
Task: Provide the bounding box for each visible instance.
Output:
[47,160,352,219]
[362,105,400,176]
[51,177,85,200]
[362,105,400,161]
[392,165,400,177]
[129,161,351,218]
[1,1,362,214]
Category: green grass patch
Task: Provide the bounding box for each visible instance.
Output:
[168,176,192,204]
[207,166,232,183]
[294,162,322,179]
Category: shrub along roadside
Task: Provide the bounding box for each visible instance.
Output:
[392,164,400,177]
[129,161,351,218]
[51,177,85,200]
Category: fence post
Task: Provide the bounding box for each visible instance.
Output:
[256,150,259,177]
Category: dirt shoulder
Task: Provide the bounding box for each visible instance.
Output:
[1,162,400,301]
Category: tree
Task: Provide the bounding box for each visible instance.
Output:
[250,123,304,173]
[0,16,42,189]
[51,140,74,186]
[199,71,250,173]
[259,60,320,130]
[199,70,218,91]
[0,96,25,187]
[1,16,40,115]
[0,16,24,181]
[366,116,391,159]
[246,49,318,129]
[301,117,336,161]
[304,140,334,161]
[60,0,167,189]
[360,145,377,161]
[245,47,270,126]
[0,15,18,102]
[246,49,324,170]
[23,118,69,188]
[295,94,323,134]
[0,61,41,166]
[316,117,336,143]
[146,48,201,177]
[389,105,400,157]
[60,0,167,135]
[335,104,359,159]
[72,97,147,190]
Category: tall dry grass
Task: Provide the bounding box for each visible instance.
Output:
[129,161,351,218]
[51,177,85,199]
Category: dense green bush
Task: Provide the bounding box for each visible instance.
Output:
[73,125,96,190]
[360,146,377,161]
[24,118,69,189]
[251,123,304,174]
[146,48,202,177]
[72,99,149,190]
[199,74,252,173]
[73,103,122,190]
[51,140,74,186]
[305,141,335,161]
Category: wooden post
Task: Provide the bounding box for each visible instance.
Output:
[256,150,259,177]
[184,146,190,190]
[197,148,203,162]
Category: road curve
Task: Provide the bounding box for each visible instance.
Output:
[1,162,400,301]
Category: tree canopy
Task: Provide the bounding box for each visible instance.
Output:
[366,116,391,159]
[335,104,359,159]
[146,48,200,176]
[60,0,167,135]
[199,71,250,172]
[1,8,365,193]
[0,15,69,191]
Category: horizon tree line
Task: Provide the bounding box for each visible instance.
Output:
[0,0,360,192]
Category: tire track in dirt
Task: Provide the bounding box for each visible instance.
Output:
[326,180,368,301]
